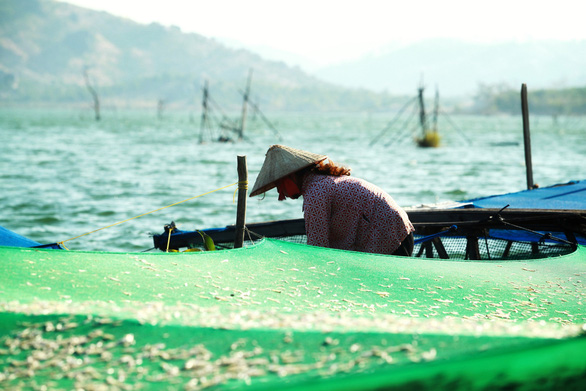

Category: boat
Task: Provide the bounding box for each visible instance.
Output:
[153,177,586,251]
[2,187,585,390]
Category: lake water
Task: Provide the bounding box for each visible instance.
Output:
[1,107,584,251]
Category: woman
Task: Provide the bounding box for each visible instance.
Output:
[250,145,414,256]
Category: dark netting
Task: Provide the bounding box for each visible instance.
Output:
[413,230,575,261]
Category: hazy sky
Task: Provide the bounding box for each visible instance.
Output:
[60,0,585,66]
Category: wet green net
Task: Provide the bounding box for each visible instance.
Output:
[1,240,585,390]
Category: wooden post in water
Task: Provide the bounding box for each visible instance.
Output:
[432,86,439,133]
[417,85,427,138]
[83,67,100,121]
[521,84,534,190]
[238,69,253,141]
[234,155,248,248]
[199,79,209,143]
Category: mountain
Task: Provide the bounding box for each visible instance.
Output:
[0,0,405,111]
[314,39,586,97]
[2,0,585,112]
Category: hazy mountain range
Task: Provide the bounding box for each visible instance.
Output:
[213,36,586,98]
[313,39,586,97]
[1,0,585,111]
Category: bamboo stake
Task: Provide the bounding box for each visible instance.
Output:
[234,155,248,248]
[417,85,426,138]
[239,69,253,140]
[521,84,534,190]
[199,79,209,144]
[83,67,100,121]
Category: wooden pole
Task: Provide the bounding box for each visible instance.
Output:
[521,84,534,190]
[199,79,209,144]
[234,155,248,248]
[432,86,439,133]
[239,69,253,140]
[83,67,100,121]
[417,85,426,138]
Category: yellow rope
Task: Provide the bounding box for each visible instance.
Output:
[233,180,248,202]
[165,226,174,253]
[57,182,238,249]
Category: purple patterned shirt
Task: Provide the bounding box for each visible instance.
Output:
[302,172,414,254]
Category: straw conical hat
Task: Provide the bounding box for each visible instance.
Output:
[250,145,327,197]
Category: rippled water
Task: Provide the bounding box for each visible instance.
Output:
[1,108,584,251]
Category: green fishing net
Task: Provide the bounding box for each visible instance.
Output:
[1,239,585,390]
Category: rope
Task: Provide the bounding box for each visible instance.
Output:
[57,182,238,249]
[165,226,174,253]
[370,97,417,146]
[233,180,248,202]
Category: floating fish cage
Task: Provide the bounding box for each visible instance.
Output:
[155,208,583,262]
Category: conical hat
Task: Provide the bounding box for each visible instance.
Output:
[250,145,327,197]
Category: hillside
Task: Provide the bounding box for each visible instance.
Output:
[1,0,585,114]
[0,0,405,111]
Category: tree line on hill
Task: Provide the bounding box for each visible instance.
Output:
[469,84,586,116]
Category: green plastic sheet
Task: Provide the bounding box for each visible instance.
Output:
[1,239,585,390]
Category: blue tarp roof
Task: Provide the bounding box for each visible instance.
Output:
[463,180,586,210]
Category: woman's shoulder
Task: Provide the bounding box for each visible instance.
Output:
[304,171,328,184]
[302,172,337,195]
[306,172,365,186]
[334,175,389,195]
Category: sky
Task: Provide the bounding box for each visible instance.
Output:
[59,0,586,68]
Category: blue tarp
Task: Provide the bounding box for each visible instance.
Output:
[463,180,586,210]
[0,225,42,247]
[0,226,62,249]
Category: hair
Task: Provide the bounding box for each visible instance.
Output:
[311,160,351,176]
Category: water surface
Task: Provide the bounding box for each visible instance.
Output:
[1,108,584,251]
